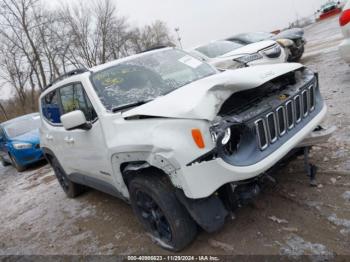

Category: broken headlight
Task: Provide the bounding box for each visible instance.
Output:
[221,127,231,145]
[234,53,263,64]
[211,125,244,156]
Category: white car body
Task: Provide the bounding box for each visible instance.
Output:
[191,40,287,70]
[39,48,330,250]
[339,0,350,63]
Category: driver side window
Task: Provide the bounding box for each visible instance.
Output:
[59,83,97,122]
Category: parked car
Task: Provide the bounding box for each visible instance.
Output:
[226,29,306,62]
[339,0,350,63]
[40,47,332,251]
[318,1,342,20]
[190,40,287,70]
[0,113,43,172]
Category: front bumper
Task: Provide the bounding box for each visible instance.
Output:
[339,39,350,64]
[12,147,44,166]
[179,104,328,199]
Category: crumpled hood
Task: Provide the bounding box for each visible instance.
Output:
[219,40,276,58]
[123,63,304,121]
[12,129,40,144]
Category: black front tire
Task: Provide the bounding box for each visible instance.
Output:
[9,154,26,172]
[129,172,197,251]
[1,156,11,167]
[51,157,84,198]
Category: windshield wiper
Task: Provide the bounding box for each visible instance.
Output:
[111,100,152,113]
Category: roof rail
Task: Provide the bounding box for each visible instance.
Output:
[140,44,174,53]
[44,68,89,91]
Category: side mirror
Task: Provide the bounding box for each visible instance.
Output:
[61,110,92,131]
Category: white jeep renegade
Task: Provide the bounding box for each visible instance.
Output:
[39,47,331,251]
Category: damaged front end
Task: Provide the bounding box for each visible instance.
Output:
[192,67,328,167]
[183,66,333,223]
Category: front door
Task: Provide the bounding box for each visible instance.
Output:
[57,83,112,184]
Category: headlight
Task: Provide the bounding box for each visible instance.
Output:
[210,127,231,145]
[221,128,231,145]
[211,124,244,156]
[215,60,245,70]
[262,44,282,58]
[13,143,32,150]
[276,39,294,47]
[234,53,263,64]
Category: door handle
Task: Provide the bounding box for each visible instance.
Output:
[46,134,53,141]
[64,137,74,144]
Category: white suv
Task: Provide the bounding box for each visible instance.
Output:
[39,47,331,251]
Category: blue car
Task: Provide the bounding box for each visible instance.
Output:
[0,113,43,172]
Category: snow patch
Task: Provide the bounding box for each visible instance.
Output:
[328,213,350,227]
[280,235,333,261]
[342,191,350,202]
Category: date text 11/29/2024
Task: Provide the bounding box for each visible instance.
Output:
[127,255,220,261]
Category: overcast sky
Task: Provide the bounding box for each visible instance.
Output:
[0,0,335,99]
[115,0,329,48]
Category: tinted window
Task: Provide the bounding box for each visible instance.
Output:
[59,84,97,122]
[42,90,62,124]
[42,84,97,124]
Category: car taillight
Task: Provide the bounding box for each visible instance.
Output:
[340,9,350,26]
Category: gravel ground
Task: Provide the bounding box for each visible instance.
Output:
[0,15,349,257]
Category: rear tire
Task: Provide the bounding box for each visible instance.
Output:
[129,172,197,251]
[1,156,11,167]
[51,157,85,198]
[9,154,26,172]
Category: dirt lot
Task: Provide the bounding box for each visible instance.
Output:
[0,15,349,257]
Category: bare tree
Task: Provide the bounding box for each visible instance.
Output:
[0,39,31,109]
[130,20,175,53]
[0,0,174,119]
[0,0,47,89]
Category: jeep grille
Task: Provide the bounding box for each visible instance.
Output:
[255,84,316,151]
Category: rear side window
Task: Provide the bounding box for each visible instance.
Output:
[41,83,97,125]
[42,90,61,124]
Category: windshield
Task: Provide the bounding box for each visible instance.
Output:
[321,2,336,10]
[90,49,216,111]
[237,32,274,43]
[4,115,41,138]
[195,41,243,58]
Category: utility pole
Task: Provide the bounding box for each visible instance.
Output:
[292,0,300,27]
[174,27,183,49]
